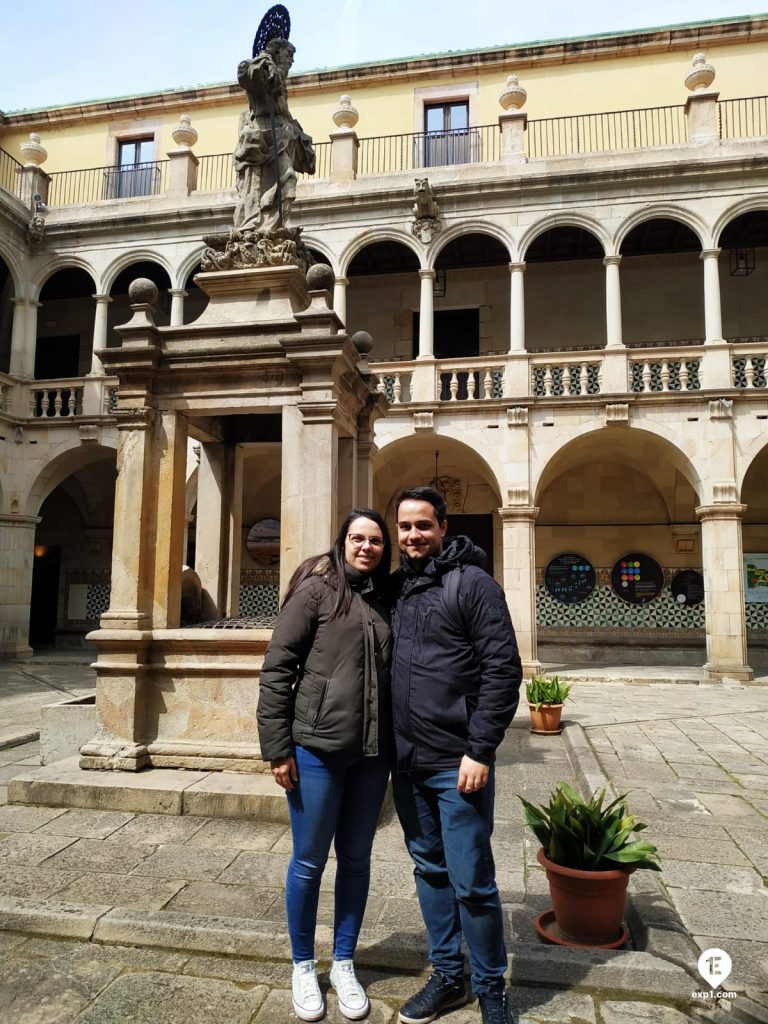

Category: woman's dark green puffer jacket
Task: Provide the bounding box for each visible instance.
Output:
[257,561,391,761]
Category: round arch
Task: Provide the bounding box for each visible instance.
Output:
[0,242,24,295]
[302,237,338,275]
[339,229,423,277]
[32,257,98,301]
[519,214,610,261]
[430,221,514,266]
[24,441,117,517]
[616,206,708,253]
[175,247,208,290]
[714,197,768,248]
[102,249,175,295]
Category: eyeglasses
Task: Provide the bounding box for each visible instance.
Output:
[347,534,384,549]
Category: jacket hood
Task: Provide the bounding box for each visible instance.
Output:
[401,534,487,578]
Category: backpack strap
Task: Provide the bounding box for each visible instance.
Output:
[440,565,467,635]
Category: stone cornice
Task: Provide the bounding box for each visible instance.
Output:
[1,17,766,129]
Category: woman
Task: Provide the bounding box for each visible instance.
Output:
[257,509,392,1022]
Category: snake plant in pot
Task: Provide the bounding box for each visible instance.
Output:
[525,674,572,734]
[520,782,661,947]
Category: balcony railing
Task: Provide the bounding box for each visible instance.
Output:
[0,147,22,198]
[48,161,169,206]
[719,96,768,140]
[732,340,768,389]
[526,105,686,158]
[358,126,499,175]
[629,348,702,393]
[30,380,84,417]
[196,142,331,193]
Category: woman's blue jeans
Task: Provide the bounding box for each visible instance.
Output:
[286,744,390,962]
[392,766,506,994]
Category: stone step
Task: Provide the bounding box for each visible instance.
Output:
[7,757,289,821]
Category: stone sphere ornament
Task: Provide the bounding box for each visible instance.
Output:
[306,263,335,293]
[333,95,359,129]
[685,52,716,92]
[20,132,48,167]
[128,278,159,307]
[351,330,374,355]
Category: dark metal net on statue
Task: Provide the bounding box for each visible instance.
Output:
[253,4,291,56]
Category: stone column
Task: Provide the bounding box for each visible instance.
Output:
[194,442,228,617]
[89,295,112,374]
[604,256,624,349]
[417,270,435,359]
[149,410,189,629]
[701,248,724,344]
[169,288,187,327]
[333,277,348,327]
[337,436,357,522]
[499,111,528,163]
[280,404,338,594]
[9,297,39,379]
[0,515,39,660]
[509,262,526,353]
[499,505,541,678]
[696,502,753,681]
[225,444,245,617]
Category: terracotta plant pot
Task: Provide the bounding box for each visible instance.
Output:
[528,702,563,734]
[537,848,634,945]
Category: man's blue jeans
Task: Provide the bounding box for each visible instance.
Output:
[392,766,506,994]
[286,744,390,962]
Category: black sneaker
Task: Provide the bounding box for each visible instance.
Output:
[398,972,468,1024]
[478,987,512,1024]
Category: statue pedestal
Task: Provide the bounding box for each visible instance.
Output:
[193,266,310,326]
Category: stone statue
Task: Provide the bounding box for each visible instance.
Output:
[411,177,442,243]
[202,6,316,273]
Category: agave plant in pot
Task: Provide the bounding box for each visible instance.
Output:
[525,674,572,735]
[520,782,661,948]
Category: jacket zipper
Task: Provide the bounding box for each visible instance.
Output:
[312,680,330,727]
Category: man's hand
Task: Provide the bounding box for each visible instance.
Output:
[457,755,489,793]
[270,756,298,791]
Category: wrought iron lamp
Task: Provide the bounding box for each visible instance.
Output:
[729,247,755,276]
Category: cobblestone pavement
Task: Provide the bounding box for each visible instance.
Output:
[0,674,767,1022]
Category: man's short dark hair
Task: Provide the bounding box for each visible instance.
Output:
[395,486,447,524]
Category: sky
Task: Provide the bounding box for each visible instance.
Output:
[0,1,764,113]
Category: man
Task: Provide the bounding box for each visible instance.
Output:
[391,487,522,1024]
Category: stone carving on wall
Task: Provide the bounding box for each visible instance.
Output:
[431,476,465,512]
[202,5,316,273]
[26,214,45,245]
[411,178,442,243]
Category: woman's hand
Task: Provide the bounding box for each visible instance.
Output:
[270,756,298,791]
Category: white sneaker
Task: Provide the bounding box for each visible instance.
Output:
[330,959,370,1020]
[292,959,325,1022]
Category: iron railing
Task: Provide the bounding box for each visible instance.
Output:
[0,147,22,198]
[526,105,687,158]
[196,142,331,192]
[48,161,169,206]
[358,126,499,175]
[719,96,768,140]
[300,140,331,180]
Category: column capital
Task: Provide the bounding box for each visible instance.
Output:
[0,514,41,528]
[603,255,622,268]
[509,262,526,274]
[695,503,747,521]
[700,248,721,261]
[334,275,349,287]
[419,268,436,281]
[92,293,113,304]
[11,296,41,308]
[499,505,539,522]
[115,407,156,432]
[168,288,188,298]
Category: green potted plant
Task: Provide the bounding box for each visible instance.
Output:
[525,674,572,734]
[520,782,661,948]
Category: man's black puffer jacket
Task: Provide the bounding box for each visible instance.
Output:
[391,535,522,772]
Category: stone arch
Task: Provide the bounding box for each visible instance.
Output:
[615,206,708,253]
[175,247,208,290]
[303,237,338,275]
[339,229,422,277]
[24,441,117,517]
[0,240,23,295]
[519,213,610,261]
[32,256,99,302]
[430,221,514,266]
[34,265,99,379]
[102,249,175,295]
[714,205,768,342]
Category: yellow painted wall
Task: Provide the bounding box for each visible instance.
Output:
[1,32,766,171]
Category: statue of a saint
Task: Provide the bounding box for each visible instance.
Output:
[233,38,315,233]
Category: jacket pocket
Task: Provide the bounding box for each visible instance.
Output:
[307,679,330,728]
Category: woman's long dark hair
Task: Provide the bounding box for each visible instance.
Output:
[281,507,392,619]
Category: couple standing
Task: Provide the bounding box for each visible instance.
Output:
[257,487,523,1024]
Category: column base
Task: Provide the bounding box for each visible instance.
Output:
[703,660,754,683]
[0,644,34,662]
[522,659,543,681]
[80,737,151,772]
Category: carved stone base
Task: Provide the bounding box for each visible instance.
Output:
[202,226,313,275]
[79,736,151,772]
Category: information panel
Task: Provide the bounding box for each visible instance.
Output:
[611,553,664,605]
[544,553,596,604]
[671,569,705,606]
[745,554,768,604]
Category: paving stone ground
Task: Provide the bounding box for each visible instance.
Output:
[0,662,767,1022]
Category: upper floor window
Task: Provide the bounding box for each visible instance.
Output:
[423,101,472,167]
[104,137,159,199]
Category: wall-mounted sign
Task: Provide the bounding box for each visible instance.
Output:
[544,553,596,604]
[611,553,664,605]
[744,554,768,604]
[246,518,280,565]
[670,569,704,606]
